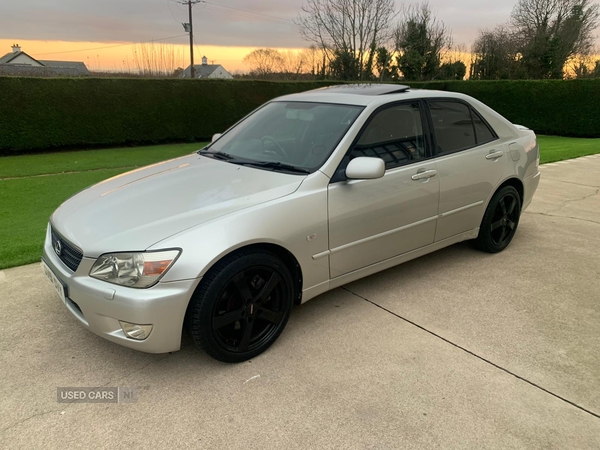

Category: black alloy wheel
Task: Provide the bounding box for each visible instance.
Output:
[189,250,294,362]
[490,192,520,247]
[212,268,285,353]
[473,185,522,253]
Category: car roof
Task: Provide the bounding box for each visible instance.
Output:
[312,84,411,96]
[275,84,472,107]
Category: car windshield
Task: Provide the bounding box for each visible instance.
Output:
[202,101,363,173]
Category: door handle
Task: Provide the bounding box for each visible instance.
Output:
[486,151,504,160]
[411,169,437,181]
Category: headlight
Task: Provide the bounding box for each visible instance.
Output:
[89,250,181,288]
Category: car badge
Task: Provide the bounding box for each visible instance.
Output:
[54,240,62,257]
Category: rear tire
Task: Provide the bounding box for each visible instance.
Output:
[473,186,522,253]
[189,250,294,363]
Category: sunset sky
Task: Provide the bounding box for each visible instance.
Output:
[0,0,596,72]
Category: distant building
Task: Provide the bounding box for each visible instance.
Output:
[181,56,233,79]
[0,44,90,77]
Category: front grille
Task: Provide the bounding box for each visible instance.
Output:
[50,227,83,272]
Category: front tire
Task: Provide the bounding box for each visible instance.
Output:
[473,186,522,253]
[189,250,294,363]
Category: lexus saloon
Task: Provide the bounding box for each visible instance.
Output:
[42,84,540,362]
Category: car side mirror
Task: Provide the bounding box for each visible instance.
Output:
[212,133,223,143]
[345,157,385,180]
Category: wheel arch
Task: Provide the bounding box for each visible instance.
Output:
[196,242,304,304]
[182,242,304,342]
[478,177,525,232]
[473,176,524,253]
[495,177,524,207]
[239,243,304,304]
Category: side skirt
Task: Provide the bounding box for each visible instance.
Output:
[300,228,479,304]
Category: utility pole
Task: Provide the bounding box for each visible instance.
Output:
[180,0,200,78]
[188,0,195,79]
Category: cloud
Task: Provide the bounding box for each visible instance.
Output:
[0,0,523,49]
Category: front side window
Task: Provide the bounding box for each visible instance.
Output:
[348,102,427,170]
[204,101,363,172]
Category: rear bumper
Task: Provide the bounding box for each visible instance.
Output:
[523,170,540,211]
[42,225,200,353]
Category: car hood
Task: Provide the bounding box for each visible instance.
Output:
[51,154,304,257]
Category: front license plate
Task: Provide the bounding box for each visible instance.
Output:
[42,261,67,305]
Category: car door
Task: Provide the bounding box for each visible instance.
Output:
[427,100,506,242]
[327,101,440,279]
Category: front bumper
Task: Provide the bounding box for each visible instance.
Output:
[42,226,200,353]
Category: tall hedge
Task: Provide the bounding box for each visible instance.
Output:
[0,77,599,155]
[0,78,341,155]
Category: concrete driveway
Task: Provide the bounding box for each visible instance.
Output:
[1,156,599,449]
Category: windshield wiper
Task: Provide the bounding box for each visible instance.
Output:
[199,150,235,160]
[239,161,311,174]
[199,151,310,174]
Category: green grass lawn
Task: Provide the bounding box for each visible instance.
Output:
[0,143,204,179]
[537,136,600,164]
[0,143,205,270]
[0,168,127,269]
[0,136,599,270]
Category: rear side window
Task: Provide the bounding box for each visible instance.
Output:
[472,111,496,145]
[429,101,476,154]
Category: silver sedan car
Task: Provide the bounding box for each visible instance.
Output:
[42,84,540,362]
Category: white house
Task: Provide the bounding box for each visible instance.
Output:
[181,56,233,79]
[0,44,90,77]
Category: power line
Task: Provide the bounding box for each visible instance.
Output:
[169,0,295,25]
[171,0,296,78]
[203,5,295,26]
[33,34,188,56]
[166,0,184,24]
[200,1,296,25]
[200,4,295,26]
[193,35,203,65]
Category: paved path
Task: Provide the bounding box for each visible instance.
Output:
[1,156,599,449]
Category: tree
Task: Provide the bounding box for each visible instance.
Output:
[594,61,600,78]
[296,0,397,80]
[438,61,467,80]
[394,2,452,81]
[470,27,524,80]
[329,49,361,80]
[279,50,309,79]
[511,0,600,79]
[131,43,184,78]
[572,54,600,78]
[243,49,283,78]
[303,45,328,78]
[374,47,397,81]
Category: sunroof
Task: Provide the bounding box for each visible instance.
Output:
[311,84,410,96]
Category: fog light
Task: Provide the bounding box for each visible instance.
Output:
[119,321,153,340]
